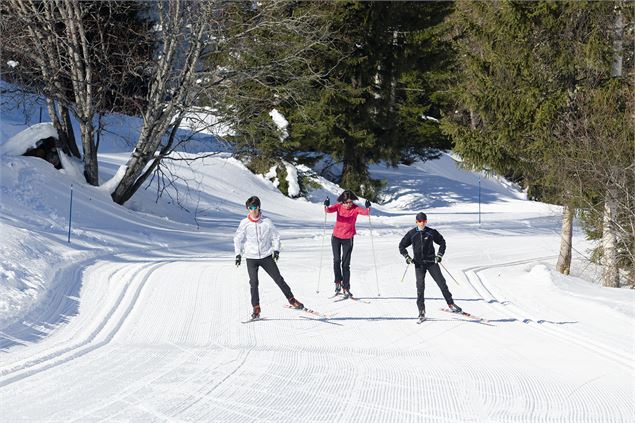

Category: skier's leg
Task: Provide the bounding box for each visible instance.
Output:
[331,235,343,283]
[260,255,294,299]
[246,258,261,307]
[415,265,427,314]
[341,237,354,290]
[428,263,454,305]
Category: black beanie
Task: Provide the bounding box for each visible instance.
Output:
[416,212,427,221]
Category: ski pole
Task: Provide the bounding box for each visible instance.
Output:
[400,262,410,283]
[316,209,327,293]
[440,262,461,286]
[368,213,381,296]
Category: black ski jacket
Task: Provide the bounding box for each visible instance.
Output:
[398,226,446,264]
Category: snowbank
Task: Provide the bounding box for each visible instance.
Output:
[0,123,58,156]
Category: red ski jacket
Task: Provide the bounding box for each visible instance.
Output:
[325,203,370,239]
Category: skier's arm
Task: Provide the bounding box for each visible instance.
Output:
[233,221,246,256]
[398,231,412,257]
[357,205,370,216]
[269,220,281,252]
[434,230,446,257]
[325,204,339,213]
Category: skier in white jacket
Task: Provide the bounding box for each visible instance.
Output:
[234,196,304,319]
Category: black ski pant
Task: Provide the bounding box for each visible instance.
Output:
[246,255,293,307]
[331,235,354,290]
[414,262,454,313]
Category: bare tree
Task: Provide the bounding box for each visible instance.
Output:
[2,0,152,185]
[3,0,335,203]
[109,0,334,204]
[2,0,82,159]
[109,1,210,204]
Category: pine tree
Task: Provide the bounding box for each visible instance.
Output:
[287,1,454,200]
[207,1,331,175]
[442,1,634,280]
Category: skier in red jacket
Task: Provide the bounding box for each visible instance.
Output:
[324,190,371,298]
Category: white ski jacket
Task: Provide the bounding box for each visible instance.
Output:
[233,214,280,259]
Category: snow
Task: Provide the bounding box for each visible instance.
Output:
[283,160,300,197]
[269,108,289,141]
[0,89,633,422]
[0,122,58,156]
[264,164,279,187]
[178,106,235,138]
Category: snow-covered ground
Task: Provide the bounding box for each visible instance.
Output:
[1,93,633,422]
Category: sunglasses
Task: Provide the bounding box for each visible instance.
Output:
[248,205,259,210]
[344,200,353,204]
[416,220,427,223]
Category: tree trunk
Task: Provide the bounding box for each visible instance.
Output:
[111,147,150,204]
[339,135,369,195]
[611,7,623,78]
[79,120,98,186]
[556,204,574,275]
[60,104,80,158]
[44,98,68,152]
[600,6,625,287]
[602,187,620,287]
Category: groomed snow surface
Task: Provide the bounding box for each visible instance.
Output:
[1,99,634,422]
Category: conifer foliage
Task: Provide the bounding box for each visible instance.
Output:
[442,1,634,284]
[286,2,454,200]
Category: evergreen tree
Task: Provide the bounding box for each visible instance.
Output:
[288,1,454,200]
[442,1,634,280]
[207,1,332,175]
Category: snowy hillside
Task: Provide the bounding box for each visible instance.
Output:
[1,94,633,422]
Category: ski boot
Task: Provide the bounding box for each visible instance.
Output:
[251,305,261,319]
[288,297,304,309]
[342,289,352,299]
[334,281,342,295]
[448,303,462,313]
[418,310,426,323]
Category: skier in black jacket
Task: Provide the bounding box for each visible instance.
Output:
[398,212,462,321]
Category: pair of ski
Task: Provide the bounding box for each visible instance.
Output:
[417,308,488,324]
[241,304,331,323]
[329,293,371,304]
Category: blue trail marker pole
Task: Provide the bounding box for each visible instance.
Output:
[67,184,73,243]
[478,177,481,225]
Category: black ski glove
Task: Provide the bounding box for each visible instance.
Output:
[404,254,413,265]
[435,255,442,264]
[323,197,330,207]
[365,199,371,208]
[235,255,241,267]
[273,251,279,262]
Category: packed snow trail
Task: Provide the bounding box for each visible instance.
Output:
[1,223,633,422]
[3,88,633,421]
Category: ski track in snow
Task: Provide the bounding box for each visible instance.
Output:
[1,235,633,422]
[0,139,632,420]
[459,258,635,370]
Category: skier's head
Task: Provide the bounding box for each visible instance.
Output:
[245,196,261,213]
[415,212,427,229]
[337,190,358,208]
